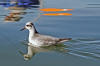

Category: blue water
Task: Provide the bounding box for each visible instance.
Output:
[0,0,100,66]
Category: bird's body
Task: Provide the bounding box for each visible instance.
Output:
[21,22,72,47]
[29,33,71,47]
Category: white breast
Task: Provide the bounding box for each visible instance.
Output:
[29,38,43,47]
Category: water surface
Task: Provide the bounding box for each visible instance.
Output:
[0,0,100,66]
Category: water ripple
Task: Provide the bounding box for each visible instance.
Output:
[67,38,100,60]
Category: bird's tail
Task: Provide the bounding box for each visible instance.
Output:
[58,38,72,43]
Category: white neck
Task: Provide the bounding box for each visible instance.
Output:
[29,27,35,39]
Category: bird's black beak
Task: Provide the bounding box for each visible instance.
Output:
[20,27,26,31]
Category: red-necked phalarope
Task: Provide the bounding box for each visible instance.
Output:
[21,22,72,47]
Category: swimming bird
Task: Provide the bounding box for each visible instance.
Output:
[21,22,72,47]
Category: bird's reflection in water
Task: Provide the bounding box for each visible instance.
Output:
[19,43,69,61]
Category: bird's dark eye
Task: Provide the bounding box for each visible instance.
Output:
[26,25,31,27]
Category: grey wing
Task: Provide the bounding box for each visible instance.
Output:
[36,34,59,45]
